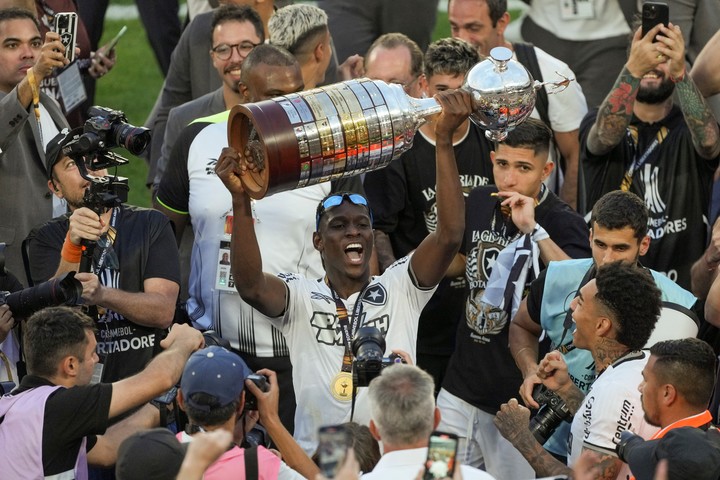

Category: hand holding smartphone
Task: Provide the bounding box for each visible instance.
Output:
[318,425,351,479]
[54,12,77,63]
[424,431,459,480]
[641,2,670,41]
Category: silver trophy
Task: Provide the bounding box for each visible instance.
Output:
[228,46,572,199]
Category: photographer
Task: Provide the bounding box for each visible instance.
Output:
[0,307,204,478]
[27,128,180,385]
[0,7,73,279]
[494,262,662,479]
[171,346,318,479]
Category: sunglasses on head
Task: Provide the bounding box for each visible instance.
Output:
[315,193,372,230]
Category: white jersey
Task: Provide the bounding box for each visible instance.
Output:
[271,255,436,453]
[568,351,659,480]
[182,119,330,356]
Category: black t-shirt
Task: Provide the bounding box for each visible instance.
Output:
[580,106,719,289]
[13,375,112,477]
[442,185,590,412]
[28,205,180,382]
[364,124,495,354]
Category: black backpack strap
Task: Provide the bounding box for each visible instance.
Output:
[244,445,259,480]
[513,42,550,128]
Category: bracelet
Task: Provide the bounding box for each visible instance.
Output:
[531,224,549,242]
[61,233,82,263]
[514,347,534,360]
[670,68,686,84]
[26,68,41,121]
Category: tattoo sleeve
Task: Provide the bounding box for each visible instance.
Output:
[510,430,573,478]
[587,67,640,155]
[557,383,587,416]
[676,76,720,159]
[578,450,623,480]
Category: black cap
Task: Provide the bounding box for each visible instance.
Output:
[625,427,720,480]
[45,128,82,179]
[115,428,188,480]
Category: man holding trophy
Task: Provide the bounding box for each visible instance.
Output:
[214,89,470,454]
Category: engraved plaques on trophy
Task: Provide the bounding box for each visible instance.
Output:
[228,46,572,199]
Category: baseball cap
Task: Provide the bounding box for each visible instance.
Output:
[624,427,720,480]
[115,428,187,480]
[45,128,83,179]
[180,346,252,412]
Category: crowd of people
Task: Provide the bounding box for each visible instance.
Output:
[1,0,720,479]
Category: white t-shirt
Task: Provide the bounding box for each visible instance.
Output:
[568,351,659,480]
[272,255,436,453]
[525,0,631,41]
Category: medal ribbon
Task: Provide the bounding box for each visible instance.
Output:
[620,125,668,191]
[328,279,370,373]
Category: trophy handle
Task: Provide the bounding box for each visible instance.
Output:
[533,71,574,94]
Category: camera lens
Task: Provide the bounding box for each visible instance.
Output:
[113,124,151,155]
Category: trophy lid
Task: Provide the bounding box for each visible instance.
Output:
[463,46,537,141]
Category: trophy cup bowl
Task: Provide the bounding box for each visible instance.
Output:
[228,46,558,199]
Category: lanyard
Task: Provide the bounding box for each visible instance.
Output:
[621,125,669,191]
[328,279,370,372]
[93,206,119,276]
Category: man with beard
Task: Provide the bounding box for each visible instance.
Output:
[580,22,720,290]
[28,129,181,388]
[509,190,698,464]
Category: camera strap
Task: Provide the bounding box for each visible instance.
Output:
[92,206,120,276]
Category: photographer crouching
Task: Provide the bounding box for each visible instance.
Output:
[492,262,663,480]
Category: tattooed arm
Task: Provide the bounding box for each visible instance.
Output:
[663,36,720,159]
[587,25,667,156]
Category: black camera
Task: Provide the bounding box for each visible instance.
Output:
[351,326,404,387]
[244,373,269,410]
[529,384,573,444]
[0,272,82,319]
[79,106,150,157]
[616,430,644,463]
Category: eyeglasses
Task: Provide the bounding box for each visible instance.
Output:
[315,193,372,230]
[211,41,260,60]
[392,74,420,94]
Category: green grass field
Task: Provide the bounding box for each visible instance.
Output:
[95,6,515,207]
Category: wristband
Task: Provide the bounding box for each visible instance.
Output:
[531,224,549,242]
[670,68,686,84]
[61,233,82,263]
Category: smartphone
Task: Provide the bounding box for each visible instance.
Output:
[104,25,127,52]
[317,425,351,478]
[641,1,669,41]
[424,431,459,480]
[54,12,78,63]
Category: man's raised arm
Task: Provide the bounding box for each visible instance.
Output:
[411,90,467,288]
[215,147,288,317]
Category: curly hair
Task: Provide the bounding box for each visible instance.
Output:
[594,261,661,350]
[650,338,717,408]
[424,37,479,78]
[590,190,649,240]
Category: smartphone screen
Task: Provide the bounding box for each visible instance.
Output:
[318,425,351,478]
[424,431,459,480]
[641,2,669,40]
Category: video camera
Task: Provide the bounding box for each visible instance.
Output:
[351,326,404,387]
[61,106,150,215]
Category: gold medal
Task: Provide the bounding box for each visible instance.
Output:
[330,371,353,402]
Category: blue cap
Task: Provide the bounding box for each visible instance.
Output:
[180,346,251,412]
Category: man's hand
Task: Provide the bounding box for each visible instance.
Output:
[32,31,71,80]
[245,368,280,424]
[215,147,254,200]
[626,25,669,79]
[74,272,104,305]
[88,47,117,79]
[519,371,542,409]
[434,89,472,139]
[655,24,686,81]
[177,429,233,480]
[496,191,536,234]
[338,54,364,81]
[494,398,532,445]
[0,305,15,344]
[67,207,106,245]
[159,323,205,353]
[537,351,572,393]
